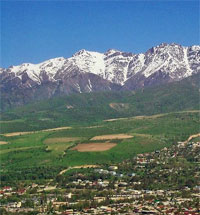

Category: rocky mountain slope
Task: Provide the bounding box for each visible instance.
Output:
[0,43,199,110]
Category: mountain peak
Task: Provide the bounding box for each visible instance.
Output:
[189,45,200,51]
[73,49,89,57]
[1,43,199,107]
[105,49,121,56]
[156,42,181,48]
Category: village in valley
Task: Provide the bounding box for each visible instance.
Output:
[1,137,199,215]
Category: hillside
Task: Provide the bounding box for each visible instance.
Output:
[0,110,199,174]
[0,74,199,134]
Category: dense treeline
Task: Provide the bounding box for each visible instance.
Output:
[0,166,63,184]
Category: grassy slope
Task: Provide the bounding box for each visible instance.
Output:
[0,75,199,180]
[0,74,199,134]
[0,111,199,173]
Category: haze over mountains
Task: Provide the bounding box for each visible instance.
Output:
[0,43,199,110]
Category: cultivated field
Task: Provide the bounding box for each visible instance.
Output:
[0,111,199,179]
[46,143,73,155]
[43,137,82,155]
[0,141,8,145]
[72,142,117,152]
[44,137,80,144]
[3,131,36,137]
[3,126,71,137]
[91,134,133,140]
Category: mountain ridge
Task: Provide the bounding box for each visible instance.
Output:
[1,43,199,84]
[1,43,199,110]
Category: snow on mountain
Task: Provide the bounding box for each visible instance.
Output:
[140,43,193,79]
[5,57,67,84]
[1,43,199,89]
[38,57,66,77]
[70,49,105,78]
[187,45,200,73]
[1,43,199,110]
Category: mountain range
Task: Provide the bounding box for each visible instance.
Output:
[0,43,199,110]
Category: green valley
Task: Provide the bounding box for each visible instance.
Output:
[1,110,199,182]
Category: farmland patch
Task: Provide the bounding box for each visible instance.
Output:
[72,142,116,152]
[91,134,133,140]
[44,137,80,144]
[0,141,8,145]
[3,126,71,137]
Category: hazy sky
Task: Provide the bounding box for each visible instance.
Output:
[1,0,199,68]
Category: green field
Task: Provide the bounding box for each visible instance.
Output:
[0,110,199,182]
[0,75,199,182]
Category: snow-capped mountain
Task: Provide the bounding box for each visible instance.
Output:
[1,43,199,109]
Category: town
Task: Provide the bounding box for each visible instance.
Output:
[0,138,199,215]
